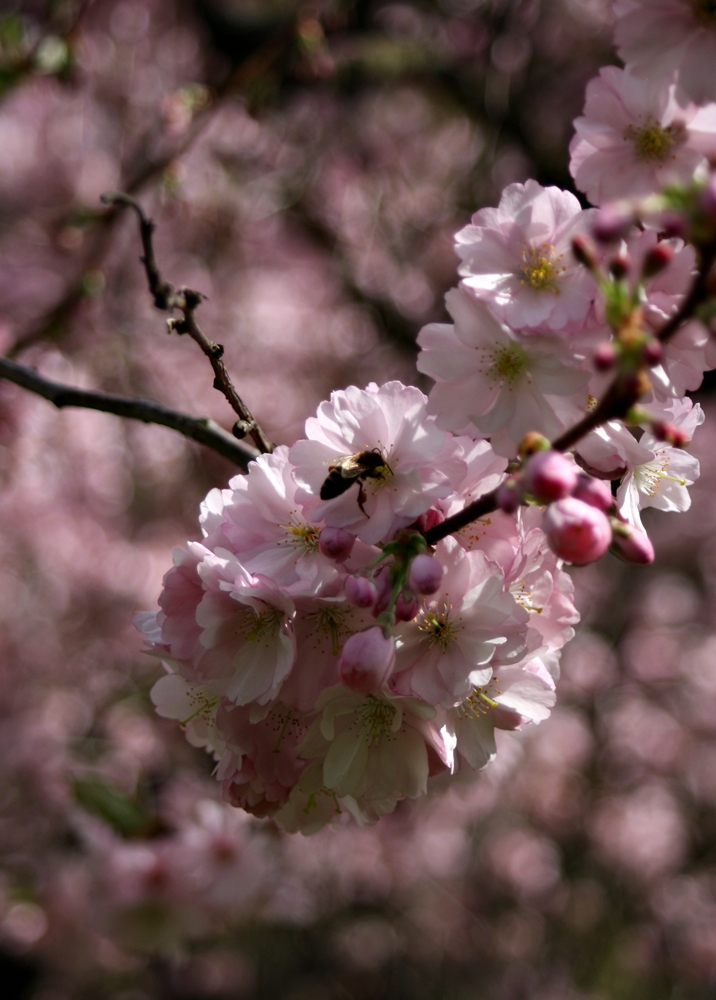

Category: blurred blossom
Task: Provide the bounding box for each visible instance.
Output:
[2,0,716,996]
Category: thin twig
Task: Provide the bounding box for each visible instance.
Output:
[100,192,274,455]
[8,23,297,360]
[0,357,257,469]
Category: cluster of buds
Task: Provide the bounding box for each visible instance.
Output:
[497,436,654,568]
[340,535,443,693]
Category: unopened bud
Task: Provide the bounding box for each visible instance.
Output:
[345,574,379,608]
[395,592,419,622]
[496,475,524,514]
[319,526,355,562]
[698,173,716,221]
[408,553,443,595]
[642,339,663,366]
[609,519,655,565]
[571,233,598,269]
[610,250,631,280]
[642,241,674,279]
[659,210,688,240]
[593,206,633,244]
[415,507,444,533]
[594,341,618,372]
[518,432,550,457]
[523,450,578,504]
[339,627,396,693]
[543,497,612,566]
[651,420,689,446]
[572,473,613,512]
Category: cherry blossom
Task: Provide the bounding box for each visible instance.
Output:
[444,655,557,770]
[417,286,590,456]
[454,180,597,331]
[614,0,716,105]
[570,66,716,204]
[289,382,466,544]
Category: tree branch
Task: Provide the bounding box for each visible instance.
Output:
[0,357,257,469]
[100,192,274,455]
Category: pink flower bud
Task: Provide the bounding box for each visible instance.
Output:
[594,342,618,372]
[523,450,578,504]
[571,233,597,269]
[345,574,379,608]
[609,520,655,565]
[497,475,523,514]
[592,206,633,244]
[651,420,689,447]
[415,507,444,533]
[339,627,396,693]
[642,242,674,279]
[408,553,443,595]
[318,526,356,562]
[395,591,419,622]
[543,497,612,566]
[372,566,393,615]
[698,173,716,222]
[572,473,613,512]
[659,210,688,240]
[642,339,663,366]
[609,250,631,279]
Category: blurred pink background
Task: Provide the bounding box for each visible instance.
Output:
[2,2,716,998]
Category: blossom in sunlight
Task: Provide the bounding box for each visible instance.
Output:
[391,539,531,708]
[417,286,590,456]
[199,446,344,596]
[444,655,557,770]
[570,66,716,204]
[614,0,716,104]
[289,382,466,544]
[616,400,703,530]
[454,180,597,331]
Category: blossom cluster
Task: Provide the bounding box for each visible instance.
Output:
[138,0,716,831]
[136,381,577,832]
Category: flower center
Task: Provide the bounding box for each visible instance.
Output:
[240,606,283,643]
[520,243,565,292]
[482,343,528,387]
[356,696,397,746]
[266,705,306,751]
[180,687,219,727]
[626,118,683,163]
[310,606,352,656]
[458,679,502,719]
[635,456,686,498]
[418,605,462,651]
[283,520,320,553]
[510,580,543,614]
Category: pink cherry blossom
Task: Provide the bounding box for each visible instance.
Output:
[444,655,557,770]
[216,700,307,817]
[289,382,466,545]
[297,685,440,805]
[614,0,716,105]
[417,286,590,456]
[569,67,716,205]
[454,180,597,331]
[392,539,531,708]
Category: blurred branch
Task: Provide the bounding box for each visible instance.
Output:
[8,21,298,359]
[0,357,257,469]
[100,192,274,454]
